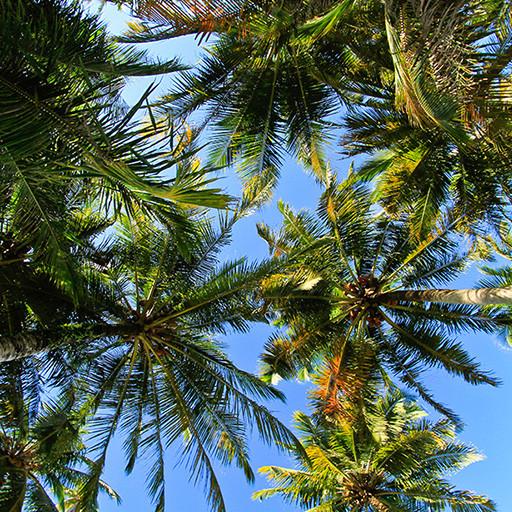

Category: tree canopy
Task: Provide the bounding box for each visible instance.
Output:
[0,0,510,511]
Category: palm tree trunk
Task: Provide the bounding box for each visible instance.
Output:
[0,332,49,363]
[0,324,135,363]
[386,287,512,305]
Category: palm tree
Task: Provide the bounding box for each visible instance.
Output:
[119,0,512,226]
[343,106,510,233]
[1,1,237,355]
[119,0,387,183]
[257,175,510,422]
[254,389,495,512]
[300,0,512,230]
[0,0,232,286]
[0,194,299,511]
[342,54,512,231]
[300,0,511,128]
[0,361,119,512]
[69,210,300,512]
[0,146,275,361]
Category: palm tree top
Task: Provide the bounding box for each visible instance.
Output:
[254,389,495,512]
[1,179,301,511]
[258,175,507,424]
[0,361,119,512]
[35,210,301,512]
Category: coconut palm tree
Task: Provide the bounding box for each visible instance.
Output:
[342,57,512,231]
[65,210,300,512]
[0,0,232,287]
[0,189,299,511]
[343,109,510,234]
[0,144,276,361]
[254,389,495,512]
[257,175,510,422]
[303,0,512,228]
[1,1,236,346]
[119,0,512,226]
[118,0,390,183]
[0,361,118,512]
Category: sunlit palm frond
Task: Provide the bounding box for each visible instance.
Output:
[254,390,494,512]
[258,177,505,423]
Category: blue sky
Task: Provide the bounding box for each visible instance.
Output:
[89,2,512,510]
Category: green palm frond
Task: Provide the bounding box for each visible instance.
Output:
[24,210,301,512]
[255,390,494,512]
[258,176,505,423]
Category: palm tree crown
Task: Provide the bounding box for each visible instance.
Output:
[0,0,232,295]
[27,209,298,512]
[0,362,118,512]
[255,390,495,512]
[258,175,507,423]
[122,0,381,182]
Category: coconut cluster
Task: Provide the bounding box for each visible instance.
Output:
[343,275,383,327]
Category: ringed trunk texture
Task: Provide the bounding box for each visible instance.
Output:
[0,332,49,362]
[0,324,133,363]
[387,287,512,305]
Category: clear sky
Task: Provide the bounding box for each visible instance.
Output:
[89,2,512,510]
